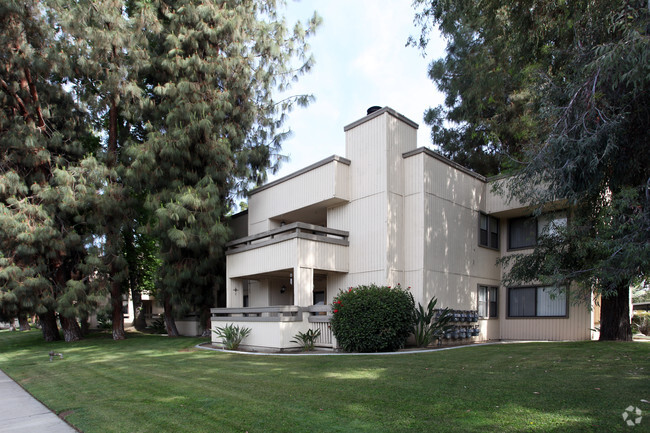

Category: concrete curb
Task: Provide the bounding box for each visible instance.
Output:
[194,340,539,356]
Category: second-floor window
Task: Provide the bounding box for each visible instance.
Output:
[479,213,499,249]
[508,216,537,249]
[508,212,567,250]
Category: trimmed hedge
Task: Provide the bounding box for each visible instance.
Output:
[330,284,414,352]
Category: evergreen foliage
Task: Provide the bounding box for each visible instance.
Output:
[212,323,251,350]
[330,284,415,353]
[129,0,320,335]
[1,0,320,341]
[411,295,453,347]
[291,328,321,351]
[0,0,105,342]
[56,0,159,340]
[412,0,649,340]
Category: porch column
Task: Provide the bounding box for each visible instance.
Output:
[226,278,244,308]
[294,266,314,307]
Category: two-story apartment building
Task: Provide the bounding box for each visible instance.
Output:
[211,106,598,351]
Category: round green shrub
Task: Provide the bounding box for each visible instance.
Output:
[330,284,415,352]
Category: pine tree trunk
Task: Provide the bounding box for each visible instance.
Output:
[111,281,126,340]
[59,315,83,342]
[39,311,61,342]
[18,314,31,331]
[132,288,147,331]
[163,296,180,337]
[599,285,632,341]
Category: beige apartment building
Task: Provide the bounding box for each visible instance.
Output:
[211,106,598,351]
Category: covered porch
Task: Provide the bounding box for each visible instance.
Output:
[211,222,348,351]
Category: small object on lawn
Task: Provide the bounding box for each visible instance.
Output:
[49,351,63,361]
[533,392,540,394]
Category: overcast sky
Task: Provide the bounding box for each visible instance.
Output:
[268,0,447,182]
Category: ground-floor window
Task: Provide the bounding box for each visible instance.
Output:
[313,291,325,305]
[478,285,498,318]
[508,286,567,317]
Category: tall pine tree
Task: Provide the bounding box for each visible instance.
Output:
[0,0,104,341]
[58,0,158,339]
[130,0,320,335]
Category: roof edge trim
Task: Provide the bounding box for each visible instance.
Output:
[402,147,487,182]
[248,155,351,196]
[343,106,419,131]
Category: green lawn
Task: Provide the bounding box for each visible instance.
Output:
[0,330,648,433]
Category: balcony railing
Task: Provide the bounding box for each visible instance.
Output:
[225,222,349,255]
[210,304,335,348]
[307,305,334,347]
[211,305,303,322]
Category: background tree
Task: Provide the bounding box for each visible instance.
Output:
[128,0,320,335]
[412,0,649,340]
[0,0,105,342]
[58,0,158,340]
[2,0,320,341]
[410,0,548,175]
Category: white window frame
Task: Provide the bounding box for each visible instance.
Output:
[478,285,498,318]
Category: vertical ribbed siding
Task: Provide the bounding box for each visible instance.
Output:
[386,115,418,197]
[327,203,348,231]
[402,154,425,300]
[247,160,350,236]
[347,194,387,274]
[497,283,593,340]
[228,237,349,279]
[297,238,349,272]
[227,238,298,278]
[343,111,419,288]
[499,304,592,340]
[346,116,387,200]
[416,152,500,311]
[345,112,388,285]
[327,273,347,303]
[486,178,531,214]
[385,116,416,286]
[423,156,485,210]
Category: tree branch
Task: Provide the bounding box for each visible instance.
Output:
[23,67,46,132]
[0,78,31,123]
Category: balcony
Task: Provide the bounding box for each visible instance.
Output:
[247,156,350,234]
[226,222,349,278]
[210,305,335,351]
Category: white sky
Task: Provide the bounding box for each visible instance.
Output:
[268,0,447,182]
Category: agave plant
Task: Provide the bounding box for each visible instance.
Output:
[212,323,251,350]
[411,294,455,347]
[291,328,321,351]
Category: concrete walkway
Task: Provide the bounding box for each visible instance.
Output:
[0,370,78,433]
